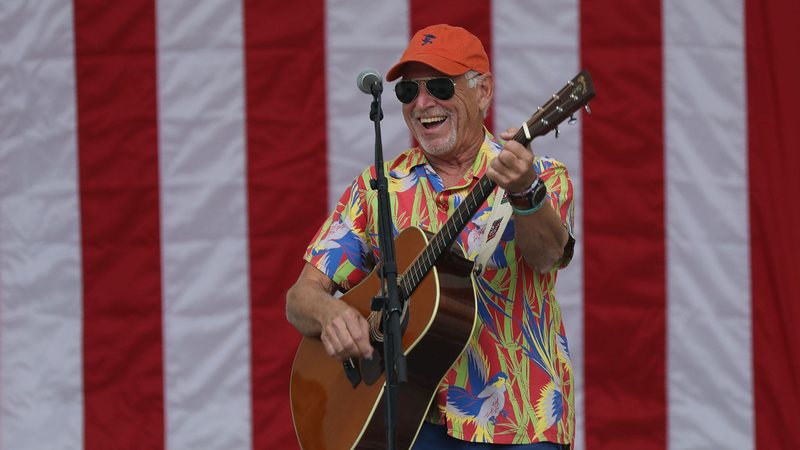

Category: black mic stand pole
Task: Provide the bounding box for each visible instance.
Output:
[367,80,407,450]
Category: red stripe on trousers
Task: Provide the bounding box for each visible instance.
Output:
[73,1,165,448]
[747,0,800,447]
[581,1,666,448]
[409,0,494,133]
[243,2,328,449]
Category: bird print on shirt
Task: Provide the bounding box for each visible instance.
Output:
[518,294,567,433]
[309,183,372,281]
[446,345,509,442]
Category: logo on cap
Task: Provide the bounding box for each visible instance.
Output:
[421,34,436,46]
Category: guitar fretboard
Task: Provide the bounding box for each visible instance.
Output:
[398,174,496,299]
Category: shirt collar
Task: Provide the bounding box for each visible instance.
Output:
[388,128,502,183]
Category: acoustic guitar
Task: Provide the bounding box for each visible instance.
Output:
[290,70,595,450]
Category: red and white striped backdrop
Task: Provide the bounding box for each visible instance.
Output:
[1,1,798,449]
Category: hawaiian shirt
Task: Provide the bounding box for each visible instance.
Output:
[303,131,575,445]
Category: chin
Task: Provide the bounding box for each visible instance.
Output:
[419,139,453,156]
[417,129,457,156]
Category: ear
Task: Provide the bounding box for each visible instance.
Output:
[477,72,494,111]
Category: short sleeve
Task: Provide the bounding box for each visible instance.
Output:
[303,176,375,291]
[536,157,576,269]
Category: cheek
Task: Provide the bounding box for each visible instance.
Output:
[402,107,414,126]
[455,103,477,129]
[453,93,478,121]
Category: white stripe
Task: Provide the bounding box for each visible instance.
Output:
[325,0,411,209]
[0,1,83,449]
[156,1,252,448]
[664,1,753,448]
[493,2,583,447]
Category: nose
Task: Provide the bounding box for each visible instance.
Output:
[411,81,437,108]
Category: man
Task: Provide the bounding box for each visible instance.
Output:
[286,24,575,449]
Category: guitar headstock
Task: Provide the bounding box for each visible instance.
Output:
[514,70,595,145]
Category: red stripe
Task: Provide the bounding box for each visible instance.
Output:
[73,1,164,448]
[580,1,666,448]
[747,0,800,447]
[409,0,494,133]
[243,2,328,449]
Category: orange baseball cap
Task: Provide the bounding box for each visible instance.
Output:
[386,24,490,81]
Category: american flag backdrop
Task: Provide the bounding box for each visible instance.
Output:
[1,0,798,449]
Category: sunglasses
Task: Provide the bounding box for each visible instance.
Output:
[394,77,457,104]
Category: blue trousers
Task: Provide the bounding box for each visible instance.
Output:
[411,422,569,450]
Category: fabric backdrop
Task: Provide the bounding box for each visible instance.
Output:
[1,0,798,449]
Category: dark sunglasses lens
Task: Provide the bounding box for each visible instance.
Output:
[395,81,419,103]
[426,78,455,100]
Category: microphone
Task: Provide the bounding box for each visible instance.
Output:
[356,68,383,95]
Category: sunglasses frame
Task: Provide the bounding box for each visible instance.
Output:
[394,77,458,104]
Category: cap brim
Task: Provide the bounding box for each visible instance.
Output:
[386,53,471,81]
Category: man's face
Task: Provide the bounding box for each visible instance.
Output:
[399,63,490,157]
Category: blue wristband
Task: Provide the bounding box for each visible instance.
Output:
[511,195,547,215]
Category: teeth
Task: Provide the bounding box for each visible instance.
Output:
[420,116,446,124]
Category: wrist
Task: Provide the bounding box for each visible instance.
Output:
[508,175,539,198]
[508,178,547,215]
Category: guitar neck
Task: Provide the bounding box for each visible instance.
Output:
[398,174,496,299]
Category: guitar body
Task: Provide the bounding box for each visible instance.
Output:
[290,226,478,450]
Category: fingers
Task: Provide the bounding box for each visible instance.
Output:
[320,303,374,361]
[500,127,534,152]
[346,315,374,360]
[499,127,518,141]
[495,142,533,171]
[487,140,536,193]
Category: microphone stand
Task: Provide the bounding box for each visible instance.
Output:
[367,80,407,450]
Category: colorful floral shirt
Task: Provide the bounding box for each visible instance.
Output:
[303,131,575,445]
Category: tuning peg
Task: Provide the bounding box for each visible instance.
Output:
[584,103,592,115]
[568,115,577,125]
[555,127,560,139]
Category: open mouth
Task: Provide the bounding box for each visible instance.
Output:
[419,116,447,130]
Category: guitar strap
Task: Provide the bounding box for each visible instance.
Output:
[473,186,513,277]
[418,162,512,277]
